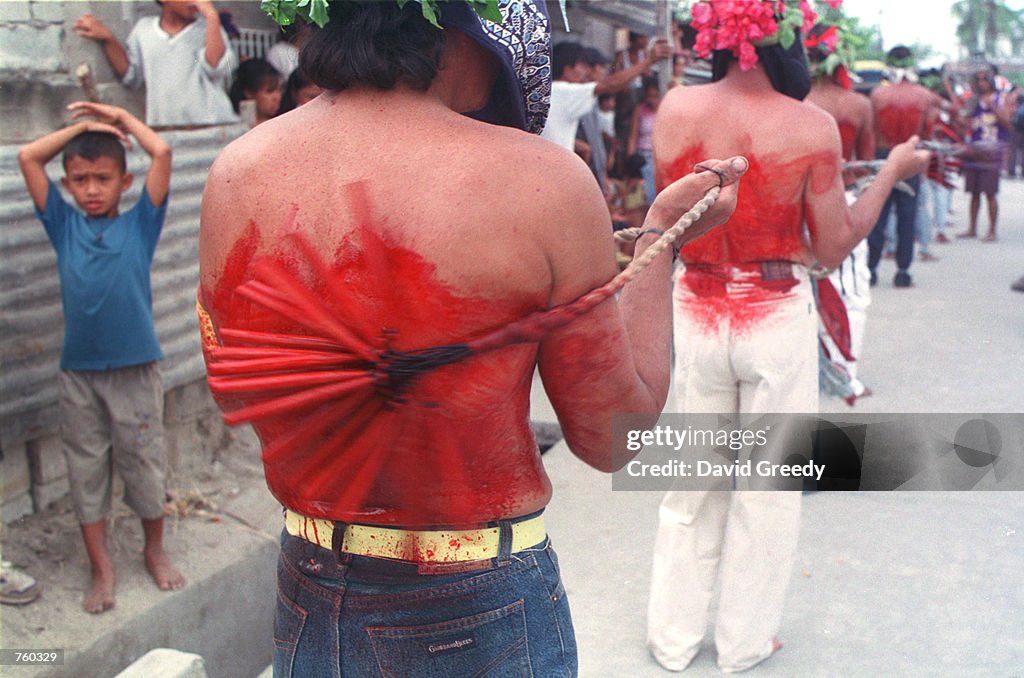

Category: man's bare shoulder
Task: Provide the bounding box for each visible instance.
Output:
[843,87,872,109]
[657,81,718,120]
[793,97,845,142]
[205,116,285,197]
[869,84,892,105]
[458,121,610,229]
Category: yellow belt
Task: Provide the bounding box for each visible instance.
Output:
[284,509,546,563]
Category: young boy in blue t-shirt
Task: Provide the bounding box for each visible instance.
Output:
[18,101,184,614]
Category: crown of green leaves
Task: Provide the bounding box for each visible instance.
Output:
[261,0,503,29]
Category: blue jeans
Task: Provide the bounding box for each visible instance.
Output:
[273,525,578,677]
[915,176,934,254]
[640,150,656,206]
[868,174,919,274]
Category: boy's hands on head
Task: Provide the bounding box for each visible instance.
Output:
[68,101,126,128]
[68,102,132,148]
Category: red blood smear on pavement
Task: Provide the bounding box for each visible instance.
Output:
[202,199,551,527]
[876,105,921,148]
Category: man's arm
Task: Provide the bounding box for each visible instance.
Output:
[18,120,129,212]
[194,0,228,69]
[594,39,672,97]
[73,14,129,79]
[68,101,172,206]
[536,153,744,471]
[805,122,929,268]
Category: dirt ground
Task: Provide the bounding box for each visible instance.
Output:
[0,424,266,639]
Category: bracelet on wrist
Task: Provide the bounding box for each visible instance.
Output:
[634,228,677,262]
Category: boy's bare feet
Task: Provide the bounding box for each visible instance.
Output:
[144,545,186,591]
[80,520,116,614]
[142,517,186,591]
[84,566,115,614]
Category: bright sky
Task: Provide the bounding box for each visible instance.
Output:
[842,0,1024,64]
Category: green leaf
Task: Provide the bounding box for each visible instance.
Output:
[778,25,796,49]
[307,0,330,27]
[262,0,504,31]
[783,8,804,30]
[473,0,504,23]
[261,0,297,27]
[420,0,442,28]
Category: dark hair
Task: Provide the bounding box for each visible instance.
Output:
[677,23,697,50]
[886,45,913,65]
[711,36,811,101]
[581,47,610,67]
[628,31,645,45]
[805,24,829,65]
[229,58,281,113]
[62,131,126,173]
[279,23,301,44]
[552,41,584,79]
[278,67,316,115]
[624,153,646,178]
[300,1,446,91]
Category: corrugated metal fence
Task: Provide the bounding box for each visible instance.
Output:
[0,124,247,448]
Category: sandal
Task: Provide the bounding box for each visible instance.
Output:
[0,560,40,605]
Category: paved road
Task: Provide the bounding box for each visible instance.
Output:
[531,178,1024,676]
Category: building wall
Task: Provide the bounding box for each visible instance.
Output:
[0,0,276,521]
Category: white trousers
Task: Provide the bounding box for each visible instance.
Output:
[648,265,815,672]
[827,239,872,396]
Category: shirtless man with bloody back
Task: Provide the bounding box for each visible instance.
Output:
[197,1,743,674]
[644,2,928,672]
[805,22,877,399]
[867,45,942,287]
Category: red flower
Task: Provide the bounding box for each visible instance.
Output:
[690,0,834,71]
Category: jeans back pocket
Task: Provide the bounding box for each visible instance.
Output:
[367,599,533,677]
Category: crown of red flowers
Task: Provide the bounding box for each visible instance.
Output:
[686,0,843,71]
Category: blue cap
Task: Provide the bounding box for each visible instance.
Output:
[439,0,552,134]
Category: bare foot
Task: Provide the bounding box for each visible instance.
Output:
[957,230,977,239]
[982,232,998,242]
[145,547,186,591]
[83,568,115,614]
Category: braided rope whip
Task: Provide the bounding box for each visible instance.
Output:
[206,185,722,419]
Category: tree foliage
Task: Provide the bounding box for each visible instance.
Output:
[952,0,1024,57]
